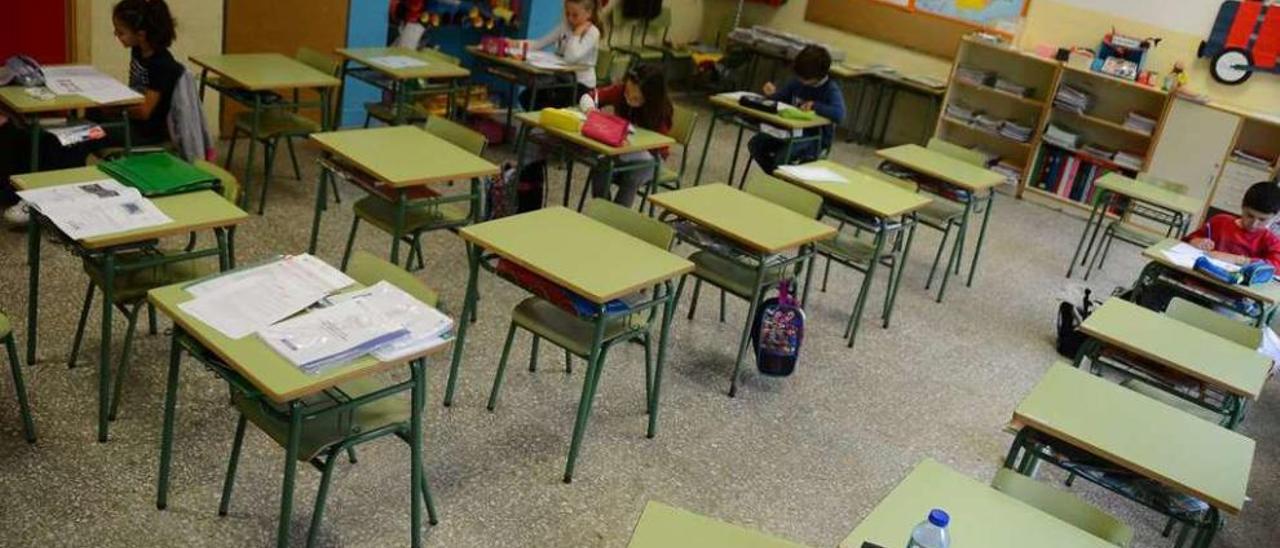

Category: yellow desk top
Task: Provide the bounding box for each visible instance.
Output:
[311,126,499,188]
[1079,299,1270,399]
[841,459,1116,548]
[709,94,832,130]
[1143,239,1280,305]
[628,501,809,548]
[465,45,584,75]
[774,161,931,219]
[515,111,676,156]
[1013,363,1254,514]
[190,53,341,91]
[460,207,693,303]
[337,47,470,80]
[648,184,836,255]
[876,144,1005,192]
[0,69,143,114]
[1095,173,1202,215]
[11,166,248,250]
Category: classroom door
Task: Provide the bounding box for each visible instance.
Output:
[1,0,71,63]
[1148,98,1240,226]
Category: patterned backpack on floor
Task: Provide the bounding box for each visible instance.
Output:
[752,280,805,377]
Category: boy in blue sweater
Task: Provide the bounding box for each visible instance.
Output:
[748,45,846,175]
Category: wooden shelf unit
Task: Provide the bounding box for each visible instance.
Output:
[1203,103,1280,217]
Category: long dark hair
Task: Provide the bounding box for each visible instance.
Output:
[113,0,178,50]
[617,63,672,131]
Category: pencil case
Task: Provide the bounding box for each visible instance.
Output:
[739,95,779,114]
[540,108,583,133]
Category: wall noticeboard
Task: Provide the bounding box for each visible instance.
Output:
[804,0,1030,59]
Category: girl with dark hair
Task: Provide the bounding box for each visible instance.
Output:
[110,0,184,145]
[586,63,674,207]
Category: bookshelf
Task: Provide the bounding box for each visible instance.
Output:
[1204,104,1280,217]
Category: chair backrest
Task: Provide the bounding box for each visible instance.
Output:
[927,137,987,167]
[194,159,242,206]
[608,7,632,47]
[856,165,917,193]
[423,116,487,157]
[584,198,675,250]
[296,47,341,76]
[596,49,616,83]
[1166,297,1262,348]
[744,173,823,219]
[345,251,440,307]
[645,7,671,44]
[670,104,699,147]
[992,468,1134,547]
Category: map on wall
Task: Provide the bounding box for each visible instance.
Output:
[914,0,1030,28]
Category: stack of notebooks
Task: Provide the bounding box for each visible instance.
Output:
[1043,124,1082,150]
[974,113,1004,134]
[1113,151,1145,171]
[99,152,219,197]
[998,120,1033,143]
[991,161,1022,187]
[994,77,1032,98]
[1053,85,1093,114]
[945,103,977,123]
[1232,149,1276,169]
[1123,112,1157,136]
[955,66,995,87]
[1082,144,1116,162]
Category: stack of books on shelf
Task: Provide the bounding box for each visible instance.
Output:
[994,77,1032,98]
[1035,147,1109,203]
[945,103,977,123]
[1043,123,1082,149]
[974,113,1004,134]
[1231,148,1275,169]
[955,65,995,87]
[1113,150,1144,171]
[991,161,1022,187]
[999,120,1033,143]
[1123,111,1157,136]
[1082,143,1116,162]
[1053,85,1093,114]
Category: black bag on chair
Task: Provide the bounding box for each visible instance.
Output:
[622,0,663,19]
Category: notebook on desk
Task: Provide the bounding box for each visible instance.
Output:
[99,152,220,197]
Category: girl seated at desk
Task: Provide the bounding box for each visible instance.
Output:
[584,63,672,208]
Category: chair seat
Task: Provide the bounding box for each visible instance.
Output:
[1121,378,1226,425]
[512,297,646,357]
[614,45,664,61]
[353,196,471,235]
[917,199,965,228]
[689,250,788,300]
[0,311,10,338]
[817,231,891,268]
[1107,222,1163,248]
[235,377,411,461]
[992,469,1134,547]
[364,102,431,125]
[234,110,321,139]
[84,252,218,303]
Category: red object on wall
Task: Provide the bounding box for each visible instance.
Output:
[0,0,70,63]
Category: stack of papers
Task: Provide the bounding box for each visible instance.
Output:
[368,55,429,69]
[527,51,568,69]
[42,66,142,105]
[974,113,1004,134]
[994,78,1031,98]
[1082,143,1116,161]
[776,164,847,183]
[1113,150,1144,171]
[324,282,454,362]
[1162,242,1241,273]
[944,103,977,123]
[955,66,994,86]
[1054,85,1093,114]
[991,161,1022,187]
[1043,124,1082,149]
[1232,149,1275,169]
[179,255,355,340]
[999,120,1032,143]
[17,179,171,239]
[1123,112,1157,136]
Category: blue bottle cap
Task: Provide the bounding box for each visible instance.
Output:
[928,509,950,528]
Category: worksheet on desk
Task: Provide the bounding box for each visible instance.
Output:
[179,255,356,339]
[17,179,170,239]
[42,66,142,105]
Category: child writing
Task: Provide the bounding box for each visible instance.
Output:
[748,45,845,175]
[521,0,601,109]
[584,63,673,208]
[1187,181,1280,268]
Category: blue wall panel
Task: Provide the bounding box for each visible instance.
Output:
[342,0,391,128]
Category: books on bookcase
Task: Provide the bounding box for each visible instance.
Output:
[1033,144,1134,206]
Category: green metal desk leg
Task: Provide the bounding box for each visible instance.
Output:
[504,79,518,141]
[393,80,407,126]
[276,401,303,548]
[28,121,40,171]
[727,124,746,188]
[935,198,973,303]
[647,280,679,438]
[156,328,183,510]
[693,109,719,187]
[846,228,885,349]
[884,218,917,328]
[444,242,482,407]
[391,188,408,266]
[966,190,996,287]
[25,213,41,364]
[409,359,425,547]
[563,310,608,483]
[97,252,116,443]
[1067,189,1109,278]
[729,266,769,397]
[241,95,262,211]
[801,244,816,308]
[307,162,332,254]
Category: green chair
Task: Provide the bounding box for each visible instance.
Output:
[856,163,965,299]
[341,118,488,272]
[684,174,822,396]
[1,312,36,443]
[1083,174,1190,281]
[224,47,341,215]
[609,8,663,62]
[638,104,699,204]
[218,251,440,548]
[992,468,1134,547]
[597,48,619,87]
[67,160,241,422]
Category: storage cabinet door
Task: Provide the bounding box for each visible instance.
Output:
[1148,98,1240,224]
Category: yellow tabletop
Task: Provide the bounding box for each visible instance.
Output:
[311,125,499,188]
[337,47,470,80]
[840,459,1116,548]
[648,184,836,255]
[190,53,341,91]
[1095,173,1202,215]
[1143,239,1280,305]
[709,94,832,130]
[514,111,676,156]
[830,64,869,79]
[1079,299,1270,399]
[460,207,693,303]
[1013,363,1254,514]
[0,85,141,115]
[774,161,932,219]
[148,279,451,404]
[628,501,809,548]
[465,45,583,75]
[11,166,248,250]
[876,144,1005,192]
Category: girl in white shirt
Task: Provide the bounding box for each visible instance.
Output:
[519,0,601,109]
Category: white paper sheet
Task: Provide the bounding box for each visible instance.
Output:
[179,255,356,339]
[367,55,429,69]
[526,51,568,69]
[185,254,354,297]
[1162,241,1242,273]
[42,66,142,105]
[776,165,847,183]
[325,281,454,361]
[17,179,171,239]
[258,298,408,372]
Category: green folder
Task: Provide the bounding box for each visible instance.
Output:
[99,152,219,197]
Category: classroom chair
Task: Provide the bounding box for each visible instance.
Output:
[67,160,241,422]
[597,49,620,87]
[1081,174,1190,281]
[609,8,664,63]
[684,174,822,396]
[341,118,487,272]
[1,311,36,443]
[992,468,1133,547]
[638,105,699,203]
[223,47,341,215]
[218,251,440,548]
[363,49,464,127]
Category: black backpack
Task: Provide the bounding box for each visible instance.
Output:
[1055,288,1098,358]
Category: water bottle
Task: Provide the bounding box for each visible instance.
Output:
[906,509,950,548]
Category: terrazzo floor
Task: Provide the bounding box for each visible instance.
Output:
[0,98,1276,547]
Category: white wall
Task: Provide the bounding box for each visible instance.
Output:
[1055,0,1221,35]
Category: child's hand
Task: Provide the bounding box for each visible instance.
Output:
[1191,238,1215,252]
[762,82,776,96]
[799,100,815,112]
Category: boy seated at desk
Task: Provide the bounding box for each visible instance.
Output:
[1187,181,1280,269]
[747,45,846,175]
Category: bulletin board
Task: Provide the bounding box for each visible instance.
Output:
[804,0,1030,59]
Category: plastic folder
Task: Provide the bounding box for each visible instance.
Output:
[99,152,219,197]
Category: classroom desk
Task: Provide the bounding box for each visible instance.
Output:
[308,125,499,265]
[1067,172,1201,279]
[648,184,834,396]
[191,53,341,210]
[876,144,1005,302]
[0,73,142,171]
[1076,298,1270,428]
[446,207,692,481]
[511,110,675,212]
[13,166,247,442]
[862,72,947,147]
[628,501,809,548]
[149,270,452,548]
[465,46,587,140]
[1007,363,1254,547]
[840,459,1117,548]
[1138,239,1280,327]
[692,93,832,189]
[336,47,471,126]
[773,161,930,348]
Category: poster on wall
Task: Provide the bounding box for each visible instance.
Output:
[873,0,1030,32]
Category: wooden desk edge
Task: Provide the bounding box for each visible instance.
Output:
[648,194,838,255]
[1077,326,1266,399]
[774,173,932,219]
[874,149,1004,191]
[311,138,499,187]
